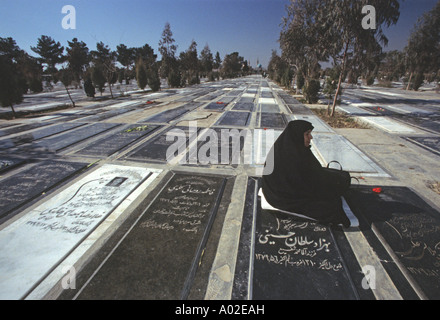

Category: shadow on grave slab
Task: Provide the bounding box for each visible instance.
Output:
[344,186,440,300]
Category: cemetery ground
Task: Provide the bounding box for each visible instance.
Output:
[0,75,439,301]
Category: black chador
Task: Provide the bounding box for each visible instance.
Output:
[262,120,350,227]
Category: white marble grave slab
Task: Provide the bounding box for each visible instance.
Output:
[358,116,415,133]
[287,114,334,133]
[241,93,256,98]
[0,164,161,299]
[258,97,277,105]
[106,100,143,109]
[337,105,375,115]
[311,133,388,175]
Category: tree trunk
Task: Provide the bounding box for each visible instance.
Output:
[9,104,16,119]
[406,72,413,91]
[64,85,75,107]
[331,40,350,117]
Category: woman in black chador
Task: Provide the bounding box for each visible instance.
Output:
[262,120,351,227]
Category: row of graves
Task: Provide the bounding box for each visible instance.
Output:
[0,75,438,300]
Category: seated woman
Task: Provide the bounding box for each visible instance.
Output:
[262,120,351,227]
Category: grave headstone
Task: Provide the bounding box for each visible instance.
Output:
[346,186,440,300]
[124,126,197,163]
[75,124,160,157]
[0,160,88,221]
[403,137,440,156]
[204,102,228,111]
[0,164,160,299]
[233,177,361,300]
[74,172,228,300]
[0,123,85,150]
[215,111,251,127]
[232,102,254,112]
[259,113,287,129]
[33,123,121,152]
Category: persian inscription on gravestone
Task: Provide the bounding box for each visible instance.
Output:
[252,207,358,299]
[75,173,227,299]
[0,164,160,300]
[0,160,87,220]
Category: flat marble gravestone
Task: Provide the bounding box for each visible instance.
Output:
[204,102,228,111]
[0,164,160,299]
[124,126,196,163]
[232,102,254,111]
[346,186,440,299]
[0,122,85,150]
[33,123,121,152]
[74,124,160,157]
[259,112,287,129]
[0,158,26,174]
[141,103,200,123]
[0,160,88,221]
[233,177,359,300]
[215,111,251,127]
[75,172,227,300]
[403,136,440,156]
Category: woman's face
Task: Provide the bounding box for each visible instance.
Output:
[304,130,313,147]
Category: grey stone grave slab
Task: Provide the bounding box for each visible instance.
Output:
[237,97,255,104]
[312,133,387,175]
[260,91,274,99]
[393,115,440,134]
[260,104,280,113]
[186,127,247,166]
[358,116,415,133]
[74,124,161,157]
[0,160,88,221]
[279,93,300,105]
[0,122,51,138]
[287,114,334,133]
[232,177,363,300]
[215,111,251,127]
[77,108,136,122]
[141,103,200,123]
[0,164,160,300]
[0,123,85,150]
[402,136,440,156]
[33,123,121,152]
[345,186,440,299]
[0,158,26,174]
[232,102,254,111]
[204,102,228,111]
[73,172,229,300]
[124,126,197,163]
[258,112,287,129]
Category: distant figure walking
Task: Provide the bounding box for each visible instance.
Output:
[262,120,351,227]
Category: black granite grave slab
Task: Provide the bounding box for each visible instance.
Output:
[32,123,121,152]
[186,127,247,166]
[260,91,274,99]
[0,158,26,174]
[0,160,88,222]
[403,136,440,156]
[232,177,361,300]
[237,97,255,104]
[204,102,228,111]
[78,107,137,122]
[124,126,197,163]
[260,104,280,113]
[232,102,254,111]
[215,111,251,127]
[74,124,160,157]
[279,93,300,105]
[259,112,287,129]
[141,103,200,123]
[0,123,85,150]
[73,172,230,299]
[345,186,440,300]
[0,122,52,138]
